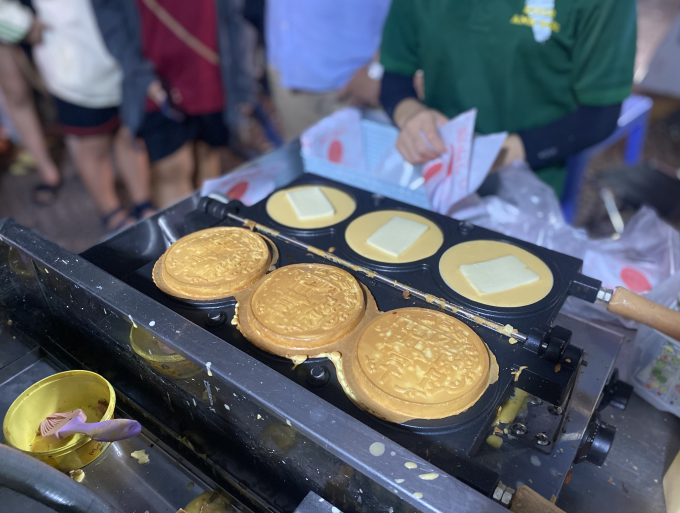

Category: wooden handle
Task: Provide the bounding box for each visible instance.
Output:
[510,485,565,513]
[607,287,680,341]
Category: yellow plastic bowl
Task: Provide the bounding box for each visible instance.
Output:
[3,370,115,471]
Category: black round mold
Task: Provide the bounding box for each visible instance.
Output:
[165,294,237,310]
[428,235,566,321]
[255,180,362,238]
[392,377,504,435]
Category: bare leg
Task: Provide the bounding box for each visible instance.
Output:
[66,134,131,229]
[151,142,194,208]
[113,125,153,216]
[194,140,221,187]
[0,45,59,186]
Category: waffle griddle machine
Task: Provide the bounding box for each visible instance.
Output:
[0,143,630,513]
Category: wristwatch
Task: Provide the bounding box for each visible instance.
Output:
[367,61,385,81]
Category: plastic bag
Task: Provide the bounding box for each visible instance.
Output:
[200,160,287,206]
[299,108,506,213]
[625,272,680,416]
[300,108,365,169]
[454,163,680,329]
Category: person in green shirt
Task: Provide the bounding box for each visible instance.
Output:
[379,0,637,196]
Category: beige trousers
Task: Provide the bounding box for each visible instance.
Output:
[268,65,347,141]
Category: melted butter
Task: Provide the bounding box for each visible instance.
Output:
[369,442,385,456]
[486,435,503,449]
[496,388,530,425]
[405,462,418,469]
[315,351,356,402]
[290,355,307,368]
[418,473,439,481]
[511,365,528,382]
[232,302,239,326]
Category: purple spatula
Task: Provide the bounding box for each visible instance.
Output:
[39,409,142,442]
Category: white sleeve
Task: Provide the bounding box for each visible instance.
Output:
[0,0,34,44]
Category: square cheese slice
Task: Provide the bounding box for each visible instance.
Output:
[285,187,335,220]
[460,255,540,295]
[366,216,429,257]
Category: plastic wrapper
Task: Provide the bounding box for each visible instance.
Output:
[300,107,506,214]
[200,162,284,205]
[625,273,680,416]
[300,108,365,169]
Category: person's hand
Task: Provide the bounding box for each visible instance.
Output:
[23,19,47,46]
[337,66,381,108]
[147,80,167,106]
[491,134,526,171]
[395,105,448,164]
[147,80,182,106]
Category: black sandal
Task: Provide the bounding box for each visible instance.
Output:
[130,200,155,220]
[31,181,62,206]
[102,206,134,232]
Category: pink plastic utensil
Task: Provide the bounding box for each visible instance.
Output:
[40,409,87,436]
[39,409,142,442]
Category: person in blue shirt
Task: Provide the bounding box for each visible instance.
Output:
[266,0,392,141]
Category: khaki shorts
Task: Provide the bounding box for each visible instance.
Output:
[268,65,347,141]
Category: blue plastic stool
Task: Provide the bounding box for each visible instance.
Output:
[561,94,654,224]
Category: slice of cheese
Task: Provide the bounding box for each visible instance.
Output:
[460,255,540,295]
[285,187,335,220]
[366,216,429,257]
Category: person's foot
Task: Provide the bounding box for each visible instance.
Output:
[11,149,63,206]
[31,181,62,206]
[102,206,136,233]
[130,200,155,220]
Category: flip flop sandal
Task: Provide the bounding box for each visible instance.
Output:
[31,181,62,207]
[102,206,135,233]
[130,200,155,220]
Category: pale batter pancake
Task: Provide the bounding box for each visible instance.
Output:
[266,185,356,229]
[345,210,443,263]
[153,227,270,300]
[345,308,492,421]
[439,240,553,308]
[242,264,366,354]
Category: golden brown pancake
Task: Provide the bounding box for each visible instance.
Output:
[239,264,366,355]
[439,240,554,307]
[153,227,270,300]
[266,185,356,229]
[343,308,492,422]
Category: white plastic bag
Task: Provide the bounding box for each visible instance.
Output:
[300,108,365,169]
[299,108,506,213]
[200,160,286,206]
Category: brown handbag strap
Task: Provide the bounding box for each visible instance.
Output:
[141,0,220,65]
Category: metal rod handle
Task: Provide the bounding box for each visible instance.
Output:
[228,213,528,343]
